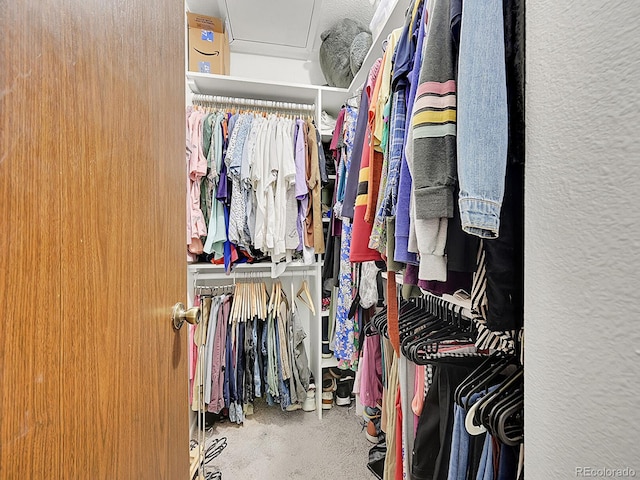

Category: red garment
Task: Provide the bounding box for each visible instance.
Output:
[349,127,383,262]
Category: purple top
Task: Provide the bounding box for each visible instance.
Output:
[394,1,428,266]
[294,120,308,199]
[294,119,309,251]
[419,271,472,296]
[341,59,382,220]
[340,87,370,220]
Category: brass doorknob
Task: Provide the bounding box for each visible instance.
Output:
[172,303,201,330]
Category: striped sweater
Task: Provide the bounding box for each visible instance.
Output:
[411,0,457,220]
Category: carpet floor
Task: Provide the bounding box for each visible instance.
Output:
[200,399,379,480]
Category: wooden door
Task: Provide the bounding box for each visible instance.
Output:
[0,0,188,478]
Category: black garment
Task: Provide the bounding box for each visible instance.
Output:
[244,318,255,403]
[367,432,387,479]
[504,0,525,167]
[450,0,462,47]
[446,186,479,273]
[412,361,480,480]
[321,231,341,293]
[497,444,520,480]
[482,0,525,331]
[257,318,266,394]
[236,321,245,406]
[483,162,524,331]
[315,123,328,184]
[467,431,488,480]
[323,141,336,176]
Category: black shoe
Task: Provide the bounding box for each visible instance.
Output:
[322,316,333,358]
[335,379,352,406]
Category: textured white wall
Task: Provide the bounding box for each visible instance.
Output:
[525,1,640,477]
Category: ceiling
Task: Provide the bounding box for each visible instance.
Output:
[186,0,376,60]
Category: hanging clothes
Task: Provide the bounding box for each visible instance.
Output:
[189,280,312,422]
[185,104,327,271]
[334,106,360,368]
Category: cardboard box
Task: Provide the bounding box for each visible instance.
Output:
[187,12,230,75]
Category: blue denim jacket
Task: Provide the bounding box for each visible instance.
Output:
[457,0,509,239]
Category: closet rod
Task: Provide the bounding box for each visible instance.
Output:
[195,283,236,292]
[193,270,317,281]
[192,93,315,112]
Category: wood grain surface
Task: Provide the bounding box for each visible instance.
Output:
[0,0,188,478]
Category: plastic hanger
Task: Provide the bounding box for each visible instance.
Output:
[485,386,523,439]
[494,397,524,446]
[367,307,387,336]
[477,369,523,433]
[398,301,436,337]
[466,367,523,435]
[401,298,476,364]
[454,353,516,409]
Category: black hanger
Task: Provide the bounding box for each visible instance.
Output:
[473,366,523,432]
[494,397,524,446]
[454,352,516,408]
[402,298,476,365]
[487,387,523,443]
[398,303,440,343]
[400,298,449,361]
[478,366,523,421]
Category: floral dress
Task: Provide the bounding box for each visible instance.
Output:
[333,106,360,369]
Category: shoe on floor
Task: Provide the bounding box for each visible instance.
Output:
[322,391,334,410]
[303,374,316,412]
[335,379,352,406]
[365,419,381,443]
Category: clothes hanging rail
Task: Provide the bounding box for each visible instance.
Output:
[189,262,321,283]
[194,283,236,296]
[193,269,317,282]
[192,93,315,113]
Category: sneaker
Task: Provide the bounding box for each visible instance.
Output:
[321,371,337,410]
[303,374,316,412]
[365,419,381,443]
[335,379,352,406]
[322,391,334,410]
[339,369,355,381]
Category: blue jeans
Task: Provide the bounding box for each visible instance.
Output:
[457,0,508,239]
[477,434,494,480]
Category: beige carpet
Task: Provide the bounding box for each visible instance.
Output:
[202,399,378,480]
